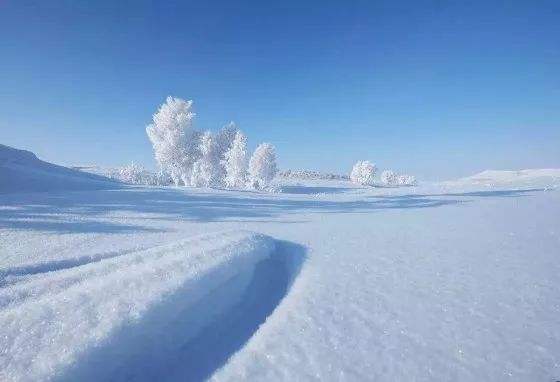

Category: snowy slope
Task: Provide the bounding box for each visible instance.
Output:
[446,168,560,189]
[70,164,117,177]
[1,169,559,381]
[0,144,119,194]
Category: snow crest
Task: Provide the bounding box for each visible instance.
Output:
[0,231,278,381]
[0,144,117,194]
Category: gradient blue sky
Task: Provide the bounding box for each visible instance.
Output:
[1,0,559,179]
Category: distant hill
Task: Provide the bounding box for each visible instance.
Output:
[447,169,560,188]
[0,144,120,194]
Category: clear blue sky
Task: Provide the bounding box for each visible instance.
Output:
[1,0,559,179]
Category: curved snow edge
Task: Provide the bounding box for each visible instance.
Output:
[0,231,282,382]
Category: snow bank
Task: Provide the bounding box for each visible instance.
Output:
[0,231,277,381]
[0,144,118,194]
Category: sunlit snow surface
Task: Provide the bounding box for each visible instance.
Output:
[1,175,559,380]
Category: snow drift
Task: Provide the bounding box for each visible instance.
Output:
[0,230,301,381]
[0,144,118,194]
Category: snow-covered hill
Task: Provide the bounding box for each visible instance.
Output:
[447,168,560,188]
[0,144,119,194]
[70,164,117,178]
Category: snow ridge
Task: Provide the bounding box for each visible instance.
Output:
[0,231,281,381]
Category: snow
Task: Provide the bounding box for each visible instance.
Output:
[1,231,282,381]
[446,168,560,189]
[0,145,118,194]
[1,148,559,381]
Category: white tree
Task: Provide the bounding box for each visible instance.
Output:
[191,131,221,187]
[214,122,239,184]
[350,161,377,186]
[112,162,147,184]
[248,143,278,190]
[180,130,202,186]
[216,122,239,157]
[151,169,173,186]
[146,96,198,186]
[381,170,397,186]
[222,131,248,189]
[397,174,417,186]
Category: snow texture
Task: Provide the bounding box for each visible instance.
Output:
[0,231,287,381]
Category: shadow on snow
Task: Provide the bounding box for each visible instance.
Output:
[0,186,546,235]
[55,240,306,382]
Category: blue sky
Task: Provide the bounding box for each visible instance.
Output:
[1,0,559,179]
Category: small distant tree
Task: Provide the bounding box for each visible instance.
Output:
[381,170,397,186]
[222,131,248,188]
[398,174,417,186]
[191,131,221,187]
[146,96,198,186]
[350,161,377,186]
[248,143,278,190]
[111,162,146,184]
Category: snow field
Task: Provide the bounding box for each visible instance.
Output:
[210,188,560,381]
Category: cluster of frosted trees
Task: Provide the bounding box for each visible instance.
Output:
[146,97,278,190]
[109,162,172,186]
[350,161,416,187]
[349,161,377,186]
[380,170,416,187]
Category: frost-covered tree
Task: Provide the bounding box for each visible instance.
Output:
[248,143,278,190]
[397,174,417,186]
[113,162,147,184]
[110,163,175,186]
[350,161,377,186]
[151,169,173,186]
[214,122,239,184]
[381,170,397,186]
[191,131,221,187]
[216,122,239,157]
[146,96,198,186]
[222,131,248,188]
[180,130,202,186]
